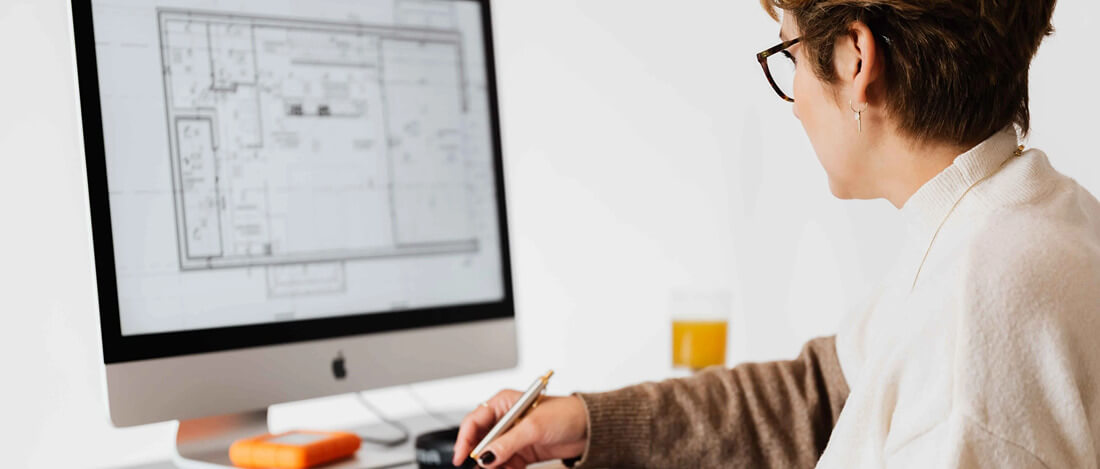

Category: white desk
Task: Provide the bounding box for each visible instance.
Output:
[114,462,567,469]
[108,413,568,469]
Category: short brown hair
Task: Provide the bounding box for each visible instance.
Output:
[761,0,1056,146]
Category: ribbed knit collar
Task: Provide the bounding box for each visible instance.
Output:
[900,128,1020,232]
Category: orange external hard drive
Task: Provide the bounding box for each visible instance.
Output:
[229,430,361,469]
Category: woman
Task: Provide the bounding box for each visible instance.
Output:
[454,0,1100,467]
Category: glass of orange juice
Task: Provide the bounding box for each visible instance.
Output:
[670,290,730,372]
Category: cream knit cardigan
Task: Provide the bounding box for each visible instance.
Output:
[821,128,1100,468]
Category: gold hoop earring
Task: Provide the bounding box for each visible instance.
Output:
[850,100,869,133]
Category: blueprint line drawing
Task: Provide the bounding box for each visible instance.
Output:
[157,8,479,271]
[266,262,347,298]
[396,0,462,30]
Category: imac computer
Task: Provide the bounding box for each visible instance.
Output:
[70,0,516,466]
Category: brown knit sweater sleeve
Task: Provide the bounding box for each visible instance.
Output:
[568,335,849,469]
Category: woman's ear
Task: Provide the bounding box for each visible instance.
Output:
[834,21,881,106]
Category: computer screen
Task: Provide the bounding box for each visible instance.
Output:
[87,0,506,338]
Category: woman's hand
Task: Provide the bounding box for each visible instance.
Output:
[452,390,588,469]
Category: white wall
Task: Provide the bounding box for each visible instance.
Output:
[1,1,1097,468]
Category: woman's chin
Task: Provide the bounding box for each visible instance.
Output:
[826,179,854,200]
[827,177,880,201]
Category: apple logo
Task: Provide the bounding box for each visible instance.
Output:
[332,351,347,380]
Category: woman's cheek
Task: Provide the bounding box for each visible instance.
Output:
[793,69,810,120]
[791,73,802,119]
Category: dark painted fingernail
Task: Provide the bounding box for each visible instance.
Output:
[478,451,496,466]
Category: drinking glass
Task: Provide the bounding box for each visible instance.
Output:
[670,289,731,372]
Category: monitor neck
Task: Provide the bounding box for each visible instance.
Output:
[175,409,268,467]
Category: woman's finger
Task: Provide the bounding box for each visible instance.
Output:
[477,419,541,468]
[453,404,495,465]
[498,451,534,469]
[453,390,522,466]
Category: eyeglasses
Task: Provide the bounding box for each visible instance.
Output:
[756,38,800,102]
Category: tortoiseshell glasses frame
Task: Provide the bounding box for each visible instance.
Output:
[756,38,800,103]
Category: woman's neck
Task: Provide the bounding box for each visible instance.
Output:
[873,133,972,209]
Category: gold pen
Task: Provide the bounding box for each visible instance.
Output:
[470,370,554,461]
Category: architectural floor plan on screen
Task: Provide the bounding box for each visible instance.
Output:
[158,8,480,282]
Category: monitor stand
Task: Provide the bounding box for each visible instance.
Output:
[173,408,462,469]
